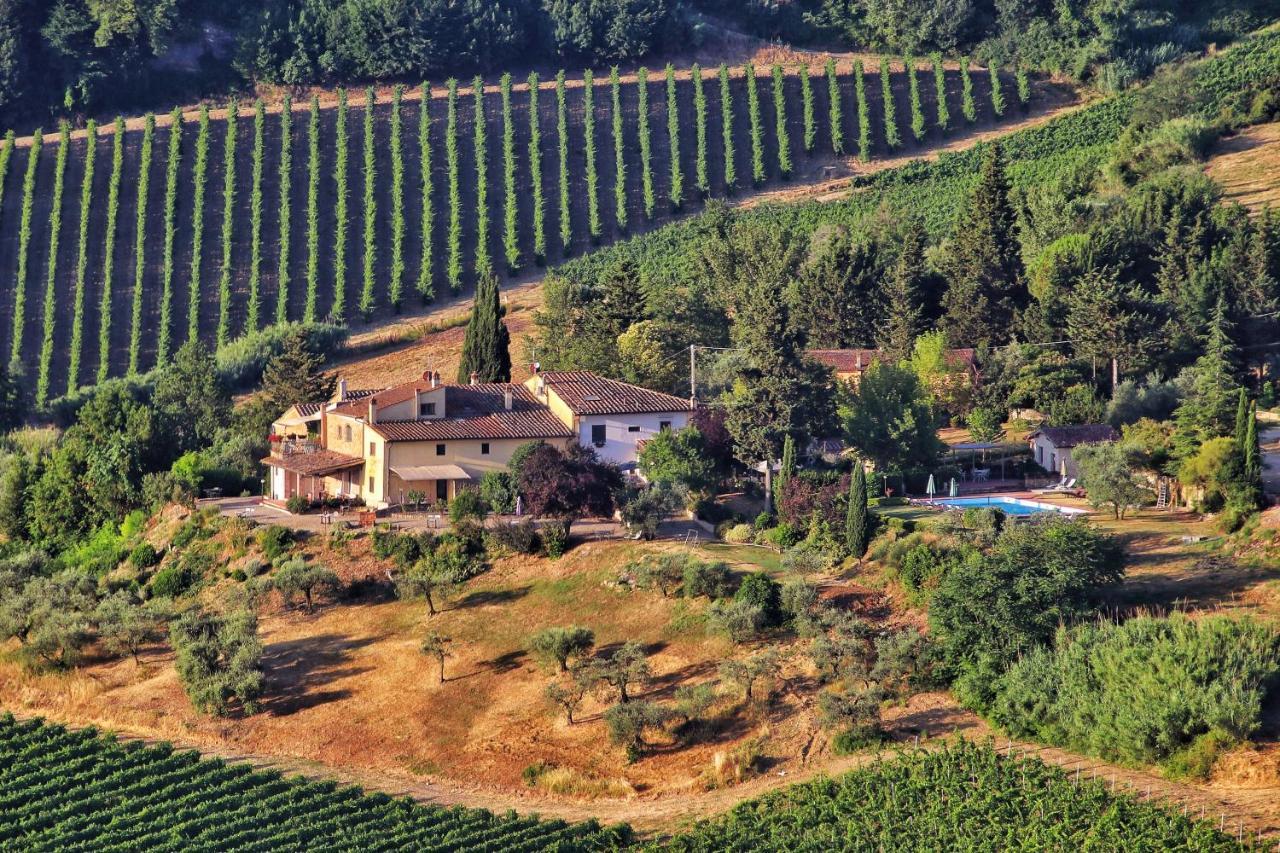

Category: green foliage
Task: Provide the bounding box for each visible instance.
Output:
[215,103,237,348]
[149,562,198,599]
[879,58,901,150]
[610,67,628,231]
[844,463,870,558]
[842,362,944,472]
[556,70,572,254]
[388,86,405,310]
[991,614,1280,768]
[719,64,737,191]
[35,123,70,408]
[446,79,462,292]
[826,59,844,154]
[1073,441,1146,519]
[273,558,340,611]
[745,63,765,185]
[472,75,491,279]
[304,95,321,322]
[854,60,871,162]
[67,121,96,392]
[332,90,349,320]
[989,63,1006,117]
[129,114,156,375]
[638,426,715,494]
[528,625,594,672]
[171,608,263,716]
[960,57,977,123]
[583,69,601,242]
[931,53,950,132]
[359,87,378,319]
[157,110,183,361]
[275,94,293,324]
[692,64,709,196]
[637,66,655,218]
[457,274,511,383]
[734,572,781,626]
[906,56,925,142]
[247,99,266,333]
[800,63,816,153]
[99,118,125,383]
[11,127,41,366]
[255,524,294,562]
[1016,64,1031,108]
[500,73,519,273]
[0,717,627,847]
[478,470,517,514]
[772,64,792,179]
[666,64,684,209]
[528,73,546,265]
[417,82,434,301]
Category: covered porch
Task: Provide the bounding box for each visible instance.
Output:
[389,464,473,508]
[263,448,364,505]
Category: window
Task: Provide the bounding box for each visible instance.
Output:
[627,425,641,433]
[591,424,606,447]
[344,425,352,442]
[436,443,446,456]
[420,401,436,417]
[659,421,671,431]
[481,442,490,455]
[369,442,376,456]
[368,476,375,492]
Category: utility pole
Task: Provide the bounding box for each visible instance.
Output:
[689,344,697,406]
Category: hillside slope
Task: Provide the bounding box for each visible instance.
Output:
[1206,121,1280,213]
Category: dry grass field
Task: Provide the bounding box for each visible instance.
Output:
[1206,121,1280,213]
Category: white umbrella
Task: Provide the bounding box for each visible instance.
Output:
[950,477,959,497]
[926,474,936,500]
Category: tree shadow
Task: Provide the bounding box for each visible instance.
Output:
[484,649,527,674]
[452,585,532,610]
[260,633,380,716]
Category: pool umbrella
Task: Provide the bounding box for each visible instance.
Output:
[949,477,959,497]
[926,474,936,500]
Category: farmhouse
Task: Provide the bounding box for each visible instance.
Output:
[1027,424,1119,480]
[263,369,691,508]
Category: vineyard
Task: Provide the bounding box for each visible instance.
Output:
[0,59,1029,406]
[0,714,627,852]
[655,741,1260,851]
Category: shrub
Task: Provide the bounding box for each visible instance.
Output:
[906,55,925,142]
[666,64,684,209]
[604,701,673,762]
[723,523,753,543]
[500,73,519,273]
[304,95,321,321]
[692,63,709,196]
[931,53,950,132]
[448,488,487,523]
[67,121,97,392]
[445,79,462,292]
[486,519,540,555]
[98,118,125,382]
[247,99,266,332]
[541,520,569,558]
[129,542,160,570]
[800,63,816,153]
[781,543,834,574]
[854,61,871,161]
[256,524,295,561]
[745,63,765,185]
[285,495,309,514]
[707,599,765,643]
[960,57,977,122]
[11,127,42,367]
[719,64,737,191]
[35,123,70,407]
[610,67,628,231]
[1016,64,1031,109]
[989,63,1006,117]
[275,94,293,324]
[417,82,434,302]
[826,59,844,154]
[879,58,900,150]
[359,87,378,319]
[556,70,571,253]
[215,103,237,347]
[683,559,732,599]
[759,522,800,551]
[479,470,516,514]
[772,64,792,178]
[583,68,601,242]
[472,76,491,279]
[150,563,197,599]
[527,72,546,265]
[734,572,781,625]
[637,67,655,218]
[157,109,183,362]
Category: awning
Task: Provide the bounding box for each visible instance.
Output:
[261,450,364,477]
[391,464,472,481]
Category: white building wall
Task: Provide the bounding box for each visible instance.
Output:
[577,411,690,467]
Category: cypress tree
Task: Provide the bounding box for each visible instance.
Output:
[776,434,796,506]
[845,461,870,558]
[457,274,511,383]
[1234,387,1250,456]
[1245,401,1262,495]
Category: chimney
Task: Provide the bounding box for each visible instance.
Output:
[504,389,513,410]
[428,370,438,389]
[337,378,348,401]
[530,362,540,374]
[368,397,377,424]
[470,372,479,386]
[855,351,863,370]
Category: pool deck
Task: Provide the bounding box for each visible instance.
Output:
[912,490,1094,515]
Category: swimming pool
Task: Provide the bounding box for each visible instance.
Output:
[931,496,1086,516]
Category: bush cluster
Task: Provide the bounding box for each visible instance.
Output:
[11,127,42,366]
[745,63,765,185]
[854,61,871,161]
[417,82,435,302]
[826,59,844,154]
[879,58,901,150]
[472,75,491,279]
[931,54,950,132]
[989,64,1006,117]
[528,72,546,264]
[556,71,572,253]
[800,63,816,153]
[583,69,601,242]
[906,56,925,142]
[610,67,628,231]
[960,57,977,123]
[692,64,709,197]
[332,90,349,320]
[719,64,737,191]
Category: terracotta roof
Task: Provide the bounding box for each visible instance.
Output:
[808,348,977,374]
[1028,425,1119,448]
[261,450,365,476]
[370,384,574,442]
[293,388,379,418]
[537,371,692,415]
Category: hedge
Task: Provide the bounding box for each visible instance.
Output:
[1016,64,1031,109]
[67,120,97,392]
[35,122,71,406]
[666,64,684,209]
[880,58,901,150]
[556,70,571,253]
[247,99,266,333]
[417,82,435,301]
[907,55,926,142]
[637,66,654,219]
[332,88,349,319]
[827,58,844,154]
[275,94,293,324]
[692,64,709,197]
[932,53,950,133]
[583,68,601,242]
[305,95,321,322]
[800,63,816,153]
[772,64,792,178]
[472,75,492,278]
[500,72,519,272]
[389,85,405,310]
[158,107,183,363]
[98,118,125,383]
[719,64,737,191]
[11,127,41,365]
[215,102,237,349]
[961,57,977,123]
[129,113,156,373]
[446,78,462,290]
[529,72,546,264]
[854,61,871,162]
[990,63,1007,117]
[359,86,378,319]
[611,66,628,231]
[746,63,765,185]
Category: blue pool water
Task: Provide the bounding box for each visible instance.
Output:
[932,496,1085,516]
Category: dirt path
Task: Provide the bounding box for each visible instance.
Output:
[11,696,1276,840]
[1259,412,1280,498]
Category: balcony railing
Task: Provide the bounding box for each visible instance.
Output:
[270,437,322,457]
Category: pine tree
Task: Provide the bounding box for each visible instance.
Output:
[262,330,336,409]
[457,274,511,383]
[845,461,870,558]
[1173,298,1241,456]
[878,223,926,363]
[940,143,1026,348]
